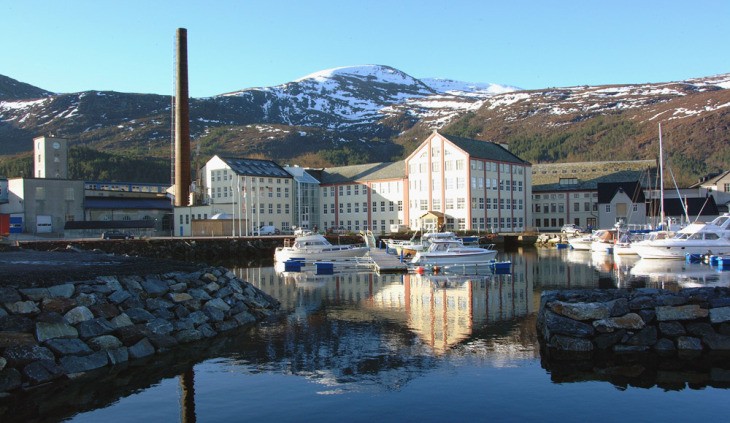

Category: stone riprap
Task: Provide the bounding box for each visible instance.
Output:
[537,287,730,355]
[0,267,280,393]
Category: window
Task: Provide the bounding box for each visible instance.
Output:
[606,205,611,212]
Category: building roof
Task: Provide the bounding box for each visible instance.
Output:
[284,166,321,184]
[690,170,730,188]
[440,133,531,165]
[597,181,646,204]
[532,160,656,192]
[218,156,292,179]
[646,195,719,218]
[84,197,173,210]
[319,161,405,184]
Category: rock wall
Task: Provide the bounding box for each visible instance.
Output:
[0,267,280,394]
[538,287,730,355]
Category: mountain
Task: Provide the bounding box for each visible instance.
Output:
[0,75,53,101]
[0,65,728,186]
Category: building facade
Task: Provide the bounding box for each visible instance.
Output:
[531,160,656,231]
[405,132,532,232]
[175,156,294,237]
[317,161,406,234]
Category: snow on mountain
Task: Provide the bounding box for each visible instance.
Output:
[219,64,510,130]
[420,78,519,97]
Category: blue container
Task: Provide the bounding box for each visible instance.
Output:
[315,262,334,275]
[685,253,703,263]
[556,243,568,249]
[709,255,720,266]
[718,257,730,270]
[284,260,303,272]
[490,261,512,274]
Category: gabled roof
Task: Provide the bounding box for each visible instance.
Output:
[439,133,530,165]
[217,156,292,178]
[690,170,730,188]
[320,162,405,184]
[597,181,645,204]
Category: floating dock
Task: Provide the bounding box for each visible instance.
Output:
[368,249,409,274]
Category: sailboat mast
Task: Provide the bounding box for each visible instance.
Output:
[658,122,665,227]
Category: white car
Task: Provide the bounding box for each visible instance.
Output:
[252,225,280,236]
[561,224,583,235]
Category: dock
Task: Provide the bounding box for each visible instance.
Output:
[368,249,409,273]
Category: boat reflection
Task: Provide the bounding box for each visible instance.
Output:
[629,258,730,289]
[249,265,535,355]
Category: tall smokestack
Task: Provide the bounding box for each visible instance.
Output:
[174,27,191,207]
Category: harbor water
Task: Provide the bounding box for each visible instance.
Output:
[4,247,730,422]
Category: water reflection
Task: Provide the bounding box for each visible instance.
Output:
[3,247,730,422]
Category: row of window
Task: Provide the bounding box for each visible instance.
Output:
[323,201,404,214]
[211,171,290,185]
[534,192,597,200]
[327,219,400,232]
[409,198,525,211]
[322,182,402,197]
[211,186,289,199]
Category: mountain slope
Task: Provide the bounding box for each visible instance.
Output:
[0,75,53,101]
[0,65,728,186]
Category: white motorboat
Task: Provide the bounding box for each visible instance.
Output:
[411,240,497,266]
[568,234,594,251]
[632,213,730,260]
[274,233,370,262]
[590,229,618,254]
[385,231,460,256]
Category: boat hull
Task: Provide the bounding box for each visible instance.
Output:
[274,246,370,262]
[632,241,730,260]
[411,250,497,266]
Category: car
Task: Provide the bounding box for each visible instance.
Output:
[101,230,134,240]
[561,224,583,236]
[327,226,349,235]
[252,225,280,236]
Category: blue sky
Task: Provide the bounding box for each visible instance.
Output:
[2,0,728,98]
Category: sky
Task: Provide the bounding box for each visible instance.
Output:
[2,0,729,98]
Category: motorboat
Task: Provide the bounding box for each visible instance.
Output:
[631,213,730,259]
[590,229,618,254]
[385,231,460,257]
[411,239,497,266]
[568,234,594,251]
[274,233,370,262]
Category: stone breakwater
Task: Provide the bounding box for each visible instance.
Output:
[537,287,730,355]
[0,267,280,394]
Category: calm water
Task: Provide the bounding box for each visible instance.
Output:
[4,247,730,422]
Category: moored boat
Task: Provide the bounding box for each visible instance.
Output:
[568,234,594,251]
[632,213,730,260]
[274,233,370,262]
[411,239,497,266]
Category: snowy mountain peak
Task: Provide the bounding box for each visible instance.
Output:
[294,64,420,86]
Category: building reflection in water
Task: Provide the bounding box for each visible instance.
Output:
[238,256,539,356]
